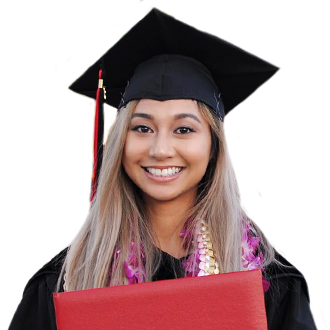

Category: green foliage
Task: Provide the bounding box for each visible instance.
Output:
[290,210,327,253]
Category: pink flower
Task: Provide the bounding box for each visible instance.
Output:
[122,242,146,284]
[262,276,270,292]
[182,252,200,276]
[241,223,264,270]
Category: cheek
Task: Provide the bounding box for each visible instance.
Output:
[183,136,212,170]
[122,142,138,183]
[122,133,147,169]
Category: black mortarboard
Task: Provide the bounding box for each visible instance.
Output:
[69,8,278,202]
[70,10,279,120]
[241,147,275,173]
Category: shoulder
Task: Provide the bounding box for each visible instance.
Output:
[9,249,68,330]
[23,247,68,294]
[264,255,310,303]
[263,252,317,329]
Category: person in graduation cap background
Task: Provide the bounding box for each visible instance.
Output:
[9,8,317,330]
[239,147,285,247]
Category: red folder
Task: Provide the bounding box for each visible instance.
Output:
[53,269,268,330]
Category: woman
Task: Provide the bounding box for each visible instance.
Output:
[9,8,317,330]
[239,147,285,246]
[15,163,49,224]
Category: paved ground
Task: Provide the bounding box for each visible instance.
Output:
[297,255,325,311]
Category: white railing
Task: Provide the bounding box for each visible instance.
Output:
[0,224,73,330]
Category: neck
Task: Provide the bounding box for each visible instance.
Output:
[143,193,195,258]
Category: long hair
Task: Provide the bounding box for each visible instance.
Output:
[20,163,40,190]
[59,100,274,291]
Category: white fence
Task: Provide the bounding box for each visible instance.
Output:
[0,224,73,330]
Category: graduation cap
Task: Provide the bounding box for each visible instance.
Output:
[69,8,278,202]
[241,147,275,173]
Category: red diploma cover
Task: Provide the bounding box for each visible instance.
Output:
[53,269,268,329]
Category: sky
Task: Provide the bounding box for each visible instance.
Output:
[0,0,320,48]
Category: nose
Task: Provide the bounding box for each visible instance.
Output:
[149,132,176,160]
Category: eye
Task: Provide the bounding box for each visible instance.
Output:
[131,125,153,133]
[175,126,195,134]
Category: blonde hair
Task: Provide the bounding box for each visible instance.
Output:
[59,100,274,291]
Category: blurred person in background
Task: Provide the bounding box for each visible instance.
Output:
[65,158,93,221]
[15,163,49,224]
[0,149,22,225]
[239,147,285,247]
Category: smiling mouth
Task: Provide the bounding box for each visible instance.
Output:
[142,166,184,177]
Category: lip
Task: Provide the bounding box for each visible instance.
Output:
[142,167,185,183]
[141,165,184,170]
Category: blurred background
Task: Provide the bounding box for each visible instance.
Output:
[1,0,329,328]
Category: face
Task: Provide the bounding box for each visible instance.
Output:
[122,99,212,203]
[31,168,44,189]
[78,160,93,181]
[239,163,259,192]
[5,150,22,171]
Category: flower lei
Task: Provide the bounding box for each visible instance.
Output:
[121,220,270,292]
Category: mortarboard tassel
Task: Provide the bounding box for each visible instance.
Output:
[90,69,105,204]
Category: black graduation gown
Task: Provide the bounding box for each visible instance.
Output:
[8,249,317,330]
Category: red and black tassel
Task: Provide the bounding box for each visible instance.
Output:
[90,68,105,204]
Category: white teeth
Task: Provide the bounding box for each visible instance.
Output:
[146,167,183,177]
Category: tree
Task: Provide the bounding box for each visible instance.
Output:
[31,0,58,198]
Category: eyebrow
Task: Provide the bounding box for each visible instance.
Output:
[131,113,201,124]
[131,113,153,120]
[174,113,201,124]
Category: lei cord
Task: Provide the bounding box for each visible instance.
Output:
[122,242,146,285]
[121,221,270,292]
